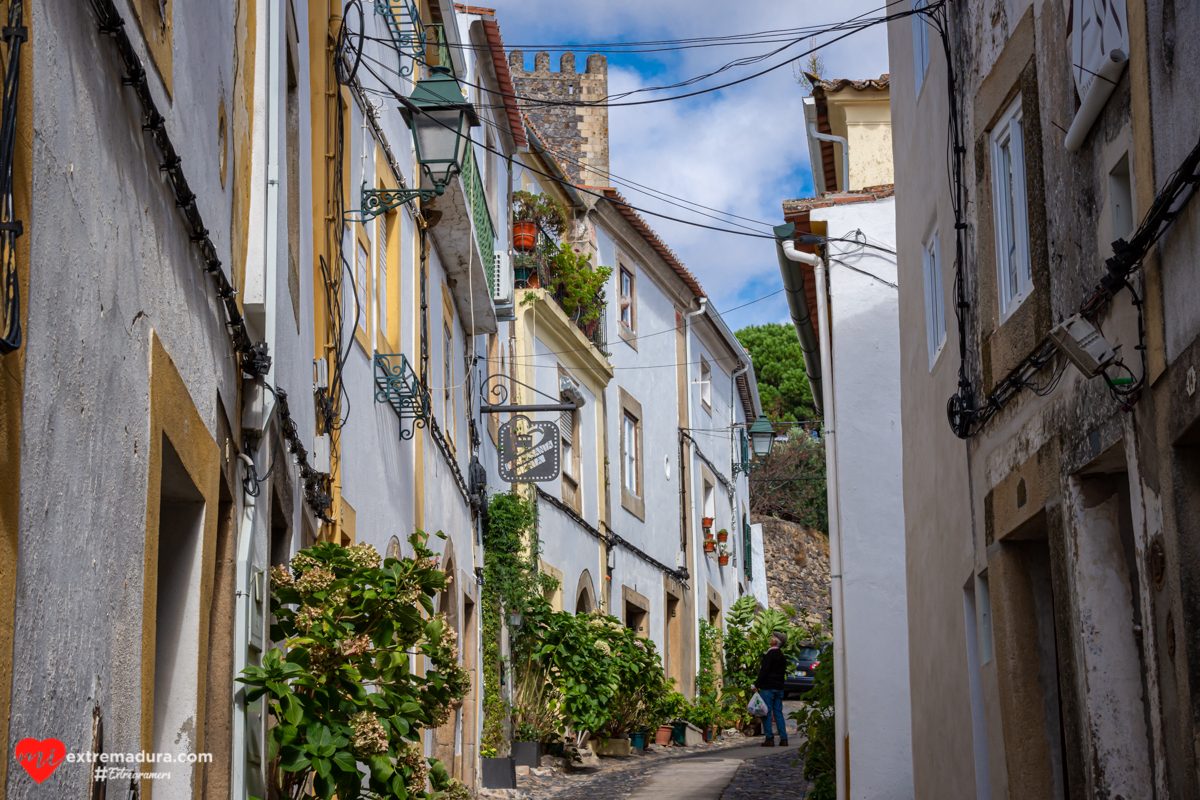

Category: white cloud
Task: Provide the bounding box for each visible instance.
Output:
[489,0,892,331]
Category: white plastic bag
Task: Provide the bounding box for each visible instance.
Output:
[747,691,769,717]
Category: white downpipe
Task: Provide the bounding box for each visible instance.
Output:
[230,456,258,800]
[814,259,848,800]
[1064,49,1128,151]
[233,1,283,796]
[808,123,850,192]
[263,0,283,405]
[781,239,822,268]
[683,297,707,684]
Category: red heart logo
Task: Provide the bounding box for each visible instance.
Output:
[14,738,66,784]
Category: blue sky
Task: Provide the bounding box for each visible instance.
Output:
[488,0,892,332]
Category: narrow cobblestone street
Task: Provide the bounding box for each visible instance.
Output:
[484,702,811,800]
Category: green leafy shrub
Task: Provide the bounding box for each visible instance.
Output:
[790,642,835,796]
[547,243,612,326]
[238,534,468,800]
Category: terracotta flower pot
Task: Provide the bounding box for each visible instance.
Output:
[704,529,714,541]
[718,555,730,566]
[703,540,716,553]
[702,517,714,529]
[717,530,728,542]
[513,221,537,252]
[655,724,674,746]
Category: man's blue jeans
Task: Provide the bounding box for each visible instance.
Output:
[760,689,786,740]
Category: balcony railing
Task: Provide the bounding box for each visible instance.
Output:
[513,228,607,351]
[374,1,425,77]
[461,145,496,297]
[374,353,430,440]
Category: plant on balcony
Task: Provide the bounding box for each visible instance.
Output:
[512,190,568,234]
[547,243,611,327]
[238,534,469,800]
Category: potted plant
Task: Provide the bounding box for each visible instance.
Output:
[717,528,729,542]
[702,516,714,530]
[512,190,567,252]
[481,746,517,788]
[656,690,686,746]
[703,527,714,541]
[511,723,542,769]
[703,539,716,553]
[717,544,731,566]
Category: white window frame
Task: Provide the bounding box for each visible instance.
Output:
[990,96,1032,323]
[622,412,638,495]
[922,228,946,368]
[700,357,712,413]
[912,0,930,97]
[355,239,369,333]
[619,268,633,328]
[377,212,388,341]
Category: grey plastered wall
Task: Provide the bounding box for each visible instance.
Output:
[8,0,240,796]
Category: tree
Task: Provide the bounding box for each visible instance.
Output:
[735,323,818,423]
[748,428,828,531]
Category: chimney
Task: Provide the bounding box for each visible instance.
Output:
[509,50,609,187]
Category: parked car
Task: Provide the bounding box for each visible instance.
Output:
[784,647,822,698]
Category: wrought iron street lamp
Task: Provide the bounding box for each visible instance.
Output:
[749,416,776,458]
[361,66,479,218]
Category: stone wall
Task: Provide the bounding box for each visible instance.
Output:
[753,515,831,624]
[510,50,609,187]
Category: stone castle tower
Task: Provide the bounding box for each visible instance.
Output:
[509,50,609,188]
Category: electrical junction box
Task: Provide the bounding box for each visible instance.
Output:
[313,433,331,474]
[1048,314,1117,378]
[677,550,687,569]
[242,380,265,435]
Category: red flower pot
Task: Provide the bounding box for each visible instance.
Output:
[701,517,714,529]
[513,221,537,252]
[655,725,674,746]
[704,530,714,541]
[718,555,730,566]
[703,540,716,553]
[717,531,728,542]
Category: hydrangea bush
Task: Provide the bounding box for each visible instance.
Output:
[238,533,469,799]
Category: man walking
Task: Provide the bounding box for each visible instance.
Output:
[752,631,788,746]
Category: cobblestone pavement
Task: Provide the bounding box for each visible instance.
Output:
[482,701,809,800]
[507,735,756,800]
[720,750,813,800]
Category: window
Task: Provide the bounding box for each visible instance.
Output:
[443,321,453,424]
[922,228,946,367]
[1110,153,1134,241]
[912,0,930,96]
[990,96,1032,321]
[618,388,645,520]
[619,268,633,328]
[377,211,389,342]
[700,357,712,413]
[559,371,582,512]
[355,238,370,336]
[623,413,638,494]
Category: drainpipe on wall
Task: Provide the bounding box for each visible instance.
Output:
[812,257,848,800]
[234,1,284,796]
[807,123,849,192]
[775,226,823,415]
[683,297,707,684]
[730,360,749,577]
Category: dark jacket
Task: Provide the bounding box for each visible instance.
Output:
[756,647,786,691]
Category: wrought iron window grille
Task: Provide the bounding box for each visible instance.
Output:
[373,352,430,440]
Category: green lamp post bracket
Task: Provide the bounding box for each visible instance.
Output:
[358,184,439,220]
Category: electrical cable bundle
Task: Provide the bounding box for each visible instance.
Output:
[0,0,23,355]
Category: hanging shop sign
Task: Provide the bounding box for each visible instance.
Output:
[498,415,561,483]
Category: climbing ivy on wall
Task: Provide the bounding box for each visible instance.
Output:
[480,489,554,755]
